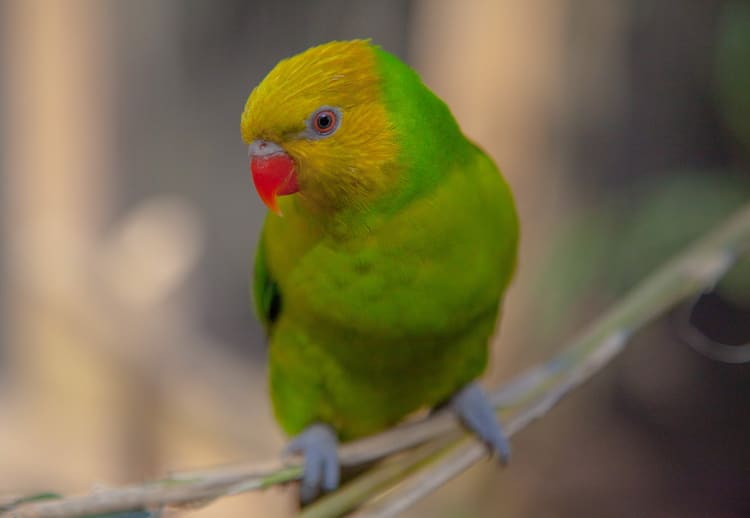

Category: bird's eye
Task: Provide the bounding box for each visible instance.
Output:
[311,108,339,136]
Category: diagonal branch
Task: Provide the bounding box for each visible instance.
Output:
[4,203,750,518]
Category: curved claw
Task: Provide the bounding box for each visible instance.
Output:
[284,423,340,502]
[451,382,511,464]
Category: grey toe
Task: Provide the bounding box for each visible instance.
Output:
[451,382,511,463]
[285,423,340,502]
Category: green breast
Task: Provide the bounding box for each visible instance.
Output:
[262,145,517,438]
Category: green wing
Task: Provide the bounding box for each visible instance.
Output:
[253,231,282,335]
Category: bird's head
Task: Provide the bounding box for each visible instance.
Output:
[241,40,400,215]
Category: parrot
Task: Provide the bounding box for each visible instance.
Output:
[241,40,518,501]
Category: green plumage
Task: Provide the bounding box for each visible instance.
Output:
[253,44,518,440]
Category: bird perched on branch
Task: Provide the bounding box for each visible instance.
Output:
[241,39,518,501]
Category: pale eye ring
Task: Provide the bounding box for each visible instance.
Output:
[308,106,341,137]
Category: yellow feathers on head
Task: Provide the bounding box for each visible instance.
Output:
[241,40,400,213]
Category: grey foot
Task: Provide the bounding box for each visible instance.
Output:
[284,423,340,503]
[451,382,511,464]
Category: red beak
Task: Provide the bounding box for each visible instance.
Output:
[249,141,299,215]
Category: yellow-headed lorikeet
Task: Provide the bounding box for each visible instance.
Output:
[241,40,518,500]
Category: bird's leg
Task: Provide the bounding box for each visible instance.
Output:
[284,422,340,503]
[450,381,511,463]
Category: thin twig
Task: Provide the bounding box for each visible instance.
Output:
[4,203,750,518]
[348,332,629,518]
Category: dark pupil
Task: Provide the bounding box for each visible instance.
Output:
[317,113,332,129]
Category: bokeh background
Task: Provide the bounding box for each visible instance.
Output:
[2,1,750,516]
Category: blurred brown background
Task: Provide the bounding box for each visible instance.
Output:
[1,1,749,516]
